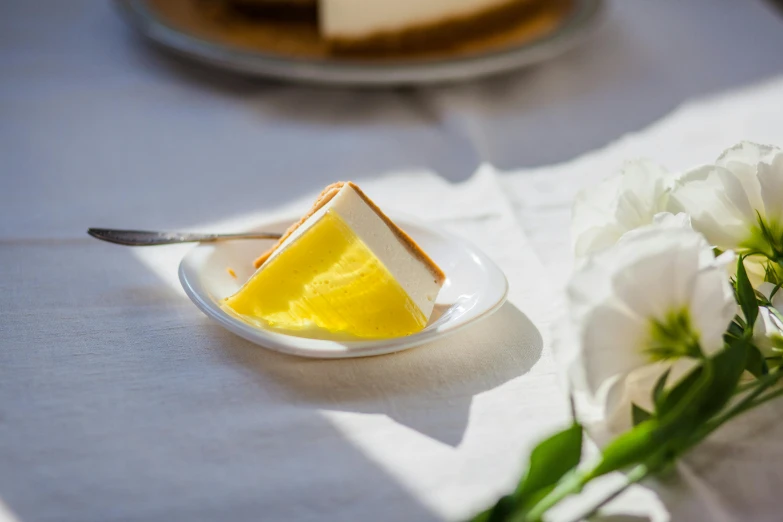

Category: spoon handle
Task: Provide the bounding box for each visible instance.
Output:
[87,228,282,246]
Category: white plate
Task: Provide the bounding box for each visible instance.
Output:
[179,215,508,358]
[116,0,603,87]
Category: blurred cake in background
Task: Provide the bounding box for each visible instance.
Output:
[152,0,571,59]
[224,0,317,19]
[212,0,547,53]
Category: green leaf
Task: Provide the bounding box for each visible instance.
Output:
[660,339,747,424]
[470,425,584,522]
[745,345,769,378]
[763,262,783,286]
[752,211,781,259]
[471,494,514,522]
[587,420,666,479]
[652,368,670,410]
[693,337,750,421]
[517,488,556,519]
[514,424,583,501]
[632,403,653,426]
[758,212,774,242]
[725,320,745,341]
[656,364,704,418]
[736,255,759,330]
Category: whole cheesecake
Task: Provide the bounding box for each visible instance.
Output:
[222,0,541,52]
[322,0,539,51]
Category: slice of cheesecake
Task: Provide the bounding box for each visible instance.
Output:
[224,182,446,339]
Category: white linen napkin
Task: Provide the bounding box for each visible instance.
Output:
[501,74,783,522]
[102,166,570,522]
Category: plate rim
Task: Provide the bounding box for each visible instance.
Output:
[178,215,509,359]
[116,0,604,86]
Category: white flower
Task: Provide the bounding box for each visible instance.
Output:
[753,282,783,357]
[572,159,677,258]
[599,359,698,437]
[754,308,783,358]
[669,142,783,258]
[566,225,736,406]
[649,211,692,229]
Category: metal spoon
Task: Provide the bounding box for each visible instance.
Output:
[87,228,282,246]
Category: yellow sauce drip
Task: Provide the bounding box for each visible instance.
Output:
[223,210,426,339]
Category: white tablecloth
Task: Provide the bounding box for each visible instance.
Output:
[3,1,783,521]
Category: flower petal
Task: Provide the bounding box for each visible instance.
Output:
[572,160,671,258]
[754,307,779,357]
[652,212,692,228]
[757,281,783,308]
[757,149,783,226]
[602,359,699,436]
[669,164,755,250]
[612,160,672,231]
[716,141,775,213]
[612,227,707,320]
[572,175,624,257]
[577,302,647,395]
[688,263,736,355]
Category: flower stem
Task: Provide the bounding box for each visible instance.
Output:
[733,380,759,394]
[540,374,783,522]
[522,471,590,522]
[684,369,783,451]
[565,464,650,522]
[715,371,781,422]
[741,386,783,412]
[519,369,783,522]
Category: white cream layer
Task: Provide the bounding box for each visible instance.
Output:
[320,0,515,39]
[262,184,442,320]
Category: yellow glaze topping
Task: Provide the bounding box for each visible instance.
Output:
[223,210,426,339]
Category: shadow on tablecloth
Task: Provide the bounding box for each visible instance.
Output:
[0,241,451,522]
[213,301,543,447]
